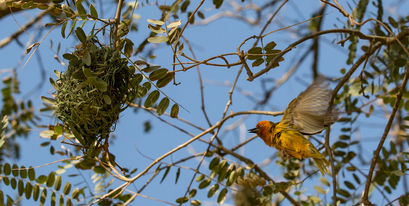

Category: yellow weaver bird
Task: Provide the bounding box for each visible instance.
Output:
[248,76,338,176]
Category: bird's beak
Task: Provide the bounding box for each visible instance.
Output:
[248,128,259,133]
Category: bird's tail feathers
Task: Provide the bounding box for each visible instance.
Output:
[312,157,330,176]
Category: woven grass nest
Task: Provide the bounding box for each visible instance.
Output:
[53,38,137,147]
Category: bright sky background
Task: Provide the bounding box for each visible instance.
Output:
[1,0,409,205]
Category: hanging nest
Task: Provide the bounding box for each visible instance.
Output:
[52,38,137,147]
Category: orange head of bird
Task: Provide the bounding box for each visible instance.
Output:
[248,120,276,142]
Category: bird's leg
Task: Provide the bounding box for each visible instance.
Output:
[280,148,297,161]
[280,149,290,160]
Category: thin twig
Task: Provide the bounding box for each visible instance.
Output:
[0,8,51,49]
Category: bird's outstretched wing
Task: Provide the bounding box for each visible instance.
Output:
[280,75,338,135]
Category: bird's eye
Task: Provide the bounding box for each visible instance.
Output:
[259,124,263,128]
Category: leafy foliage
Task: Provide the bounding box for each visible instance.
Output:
[0,163,82,205]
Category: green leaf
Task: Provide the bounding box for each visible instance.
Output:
[147,19,165,25]
[388,16,398,28]
[21,1,34,9]
[143,65,161,73]
[103,95,112,105]
[89,4,98,18]
[12,164,18,177]
[209,157,220,170]
[71,188,80,200]
[148,24,165,34]
[314,186,326,194]
[226,171,236,186]
[332,141,348,149]
[156,73,173,88]
[89,77,107,92]
[66,198,72,206]
[191,200,202,206]
[393,170,405,176]
[33,185,40,201]
[189,189,197,198]
[344,181,355,190]
[41,96,56,105]
[67,20,77,38]
[175,168,181,184]
[117,20,131,38]
[147,36,168,43]
[198,179,211,189]
[62,4,75,19]
[217,188,228,204]
[181,0,190,12]
[157,98,170,116]
[36,175,48,184]
[75,27,87,43]
[170,104,179,118]
[177,43,184,55]
[83,67,93,78]
[83,49,91,66]
[68,122,86,146]
[175,197,189,204]
[207,184,219,198]
[37,3,49,10]
[124,39,134,58]
[195,174,205,182]
[25,182,32,199]
[149,68,168,81]
[319,177,330,186]
[19,166,27,178]
[59,194,64,206]
[51,191,56,206]
[197,11,205,19]
[213,0,223,9]
[252,58,264,67]
[160,166,170,183]
[264,41,277,51]
[337,189,350,197]
[49,77,58,90]
[40,189,47,205]
[167,20,181,28]
[6,195,14,206]
[247,47,262,60]
[339,135,350,140]
[63,182,71,195]
[61,21,67,38]
[54,175,62,191]
[144,90,160,108]
[76,1,86,20]
[310,196,321,204]
[11,178,16,189]
[0,116,9,148]
[46,172,56,187]
[28,167,36,181]
[40,130,55,138]
[18,179,24,196]
[0,190,3,204]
